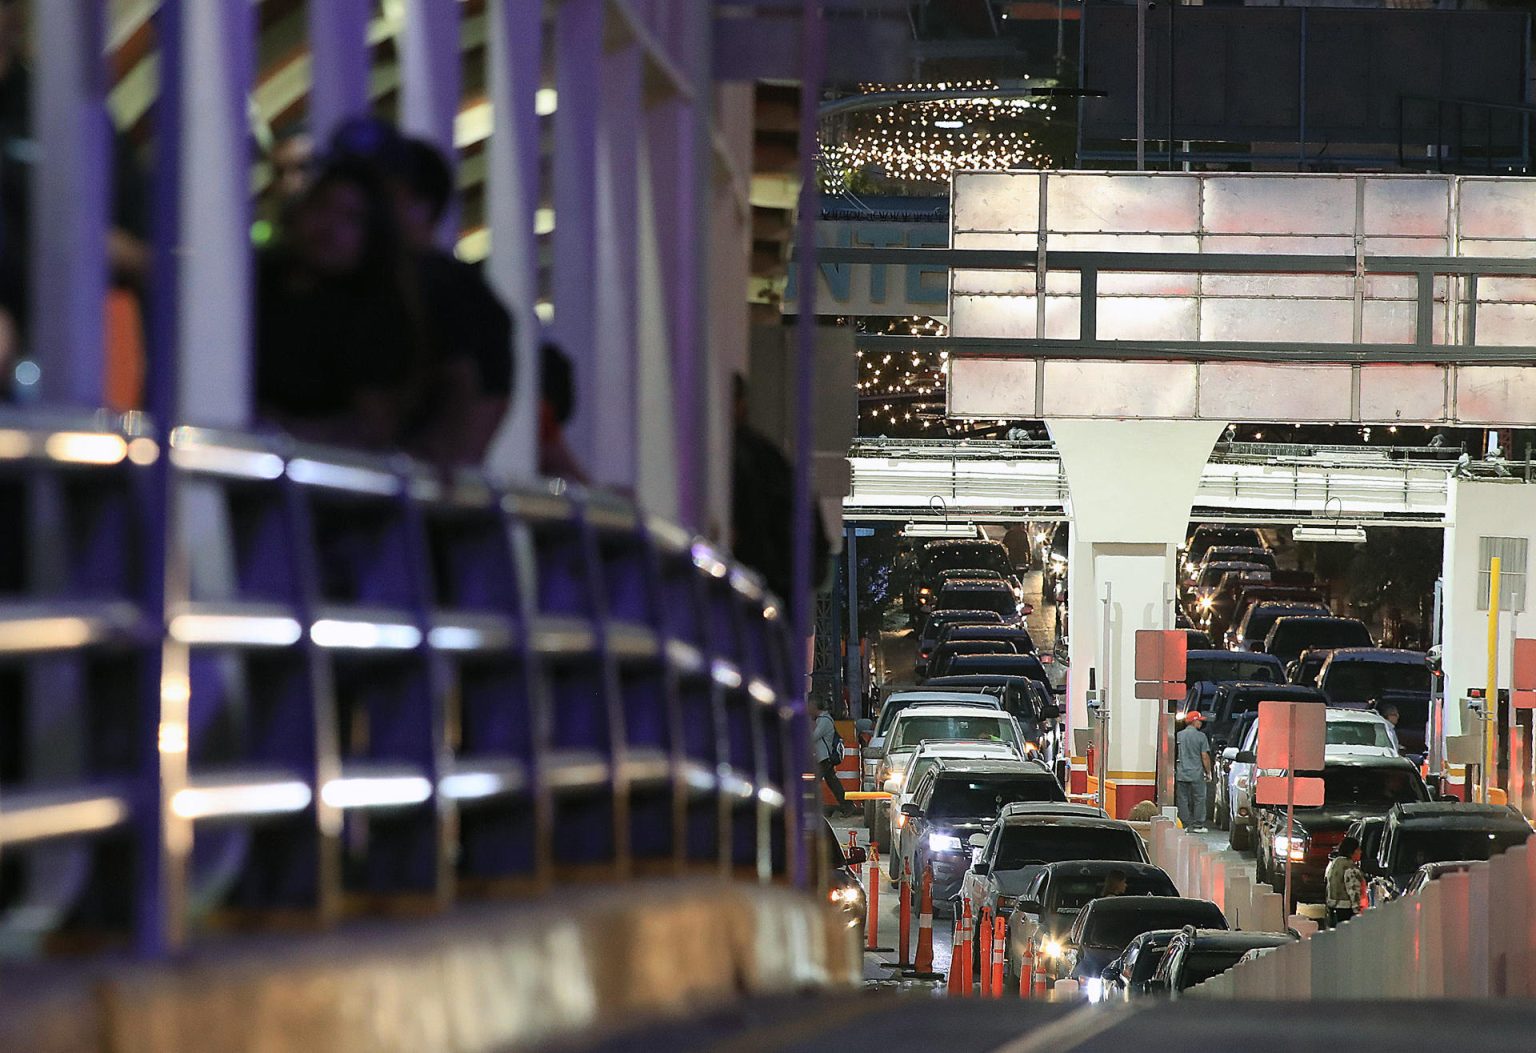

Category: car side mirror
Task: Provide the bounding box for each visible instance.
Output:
[870,737,885,750]
[968,833,988,848]
[1017,898,1042,914]
[1437,793,1459,803]
[900,803,922,818]
[1039,701,1061,719]
[845,846,867,865]
[1236,751,1257,764]
[972,862,990,876]
[1221,747,1238,762]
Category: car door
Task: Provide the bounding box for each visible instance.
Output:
[897,769,936,877]
[962,823,1003,914]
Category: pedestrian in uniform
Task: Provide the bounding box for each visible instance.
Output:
[1325,836,1365,927]
[1175,711,1212,832]
[813,702,850,816]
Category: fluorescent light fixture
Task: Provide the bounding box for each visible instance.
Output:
[0,616,97,653]
[169,441,284,479]
[286,458,399,495]
[1293,525,1367,544]
[171,779,311,820]
[310,619,422,650]
[169,613,303,647]
[44,432,127,465]
[934,119,965,129]
[902,522,979,538]
[320,775,433,809]
[439,770,518,800]
[0,794,129,844]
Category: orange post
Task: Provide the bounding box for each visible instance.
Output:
[912,863,936,975]
[866,844,880,951]
[897,856,912,968]
[1032,941,1050,1000]
[960,899,975,995]
[1019,940,1035,999]
[990,915,1006,999]
[978,906,994,996]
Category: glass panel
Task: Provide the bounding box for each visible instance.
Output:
[1477,276,1536,304]
[1040,362,1198,418]
[1202,176,1355,235]
[1046,172,1201,234]
[1470,304,1536,347]
[1458,179,1536,240]
[1200,234,1355,256]
[1363,178,1450,237]
[1201,274,1353,299]
[1096,297,1199,341]
[950,295,1037,338]
[1201,298,1354,343]
[954,231,1037,250]
[953,172,1041,234]
[948,358,1038,419]
[1198,363,1353,422]
[953,270,1036,296]
[1456,366,1536,423]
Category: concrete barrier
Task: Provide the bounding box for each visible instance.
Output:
[0,880,858,1053]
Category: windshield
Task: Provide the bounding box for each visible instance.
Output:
[929,776,1066,817]
[1270,622,1373,655]
[1243,606,1328,641]
[1083,905,1224,950]
[994,827,1144,870]
[1324,662,1431,705]
[1224,691,1320,718]
[1187,657,1280,684]
[1050,872,1175,913]
[1325,721,1395,750]
[1179,949,1249,989]
[1317,766,1426,809]
[937,587,1017,617]
[895,715,1017,749]
[1395,829,1530,875]
[923,544,1012,576]
[1198,565,1264,589]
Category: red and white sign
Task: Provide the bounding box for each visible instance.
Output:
[1133,629,1187,701]
[1255,700,1326,807]
[1514,638,1536,710]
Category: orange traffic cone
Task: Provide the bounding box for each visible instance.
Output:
[1032,941,1051,1000]
[978,906,994,996]
[1019,940,1035,999]
[990,915,1006,999]
[948,917,964,996]
[897,856,912,968]
[960,899,975,996]
[910,863,940,978]
[866,844,885,951]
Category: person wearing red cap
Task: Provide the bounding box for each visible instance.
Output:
[1175,710,1213,832]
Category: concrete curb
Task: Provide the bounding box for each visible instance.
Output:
[1,881,858,1053]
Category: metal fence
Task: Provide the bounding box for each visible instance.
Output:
[0,412,796,958]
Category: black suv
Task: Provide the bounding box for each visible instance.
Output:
[960,812,1149,923]
[1058,896,1227,987]
[1262,616,1373,668]
[1203,681,1327,755]
[1364,802,1532,905]
[899,758,1066,915]
[1146,928,1295,998]
[906,539,1019,624]
[1253,753,1430,906]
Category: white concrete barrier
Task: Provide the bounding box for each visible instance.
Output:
[1487,849,1522,996]
[1415,879,1445,998]
[1224,871,1252,929]
[1253,890,1286,932]
[1286,914,1318,939]
[1439,869,1473,998]
[1049,979,1080,1001]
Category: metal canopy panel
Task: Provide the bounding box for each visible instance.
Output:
[944,171,1536,425]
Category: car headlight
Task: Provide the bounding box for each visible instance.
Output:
[1085,977,1106,1003]
[1197,596,1214,610]
[1273,834,1308,862]
[1050,554,1067,567]
[929,832,963,853]
[1041,938,1065,959]
[829,886,863,908]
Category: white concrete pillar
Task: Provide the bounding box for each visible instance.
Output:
[177,0,253,427]
[1488,848,1523,995]
[1226,871,1252,929]
[1183,837,1204,898]
[1439,869,1473,997]
[1416,880,1446,997]
[31,0,108,408]
[1282,935,1312,999]
[306,0,371,140]
[1441,479,1536,738]
[1050,419,1227,817]
[482,0,541,482]
[1466,861,1492,996]
[1147,815,1172,865]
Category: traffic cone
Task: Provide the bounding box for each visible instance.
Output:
[960,899,975,996]
[898,856,912,968]
[866,843,885,951]
[1032,943,1051,1000]
[990,914,1006,999]
[1019,940,1035,999]
[978,906,994,997]
[910,863,939,977]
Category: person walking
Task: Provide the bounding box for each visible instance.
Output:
[813,702,851,816]
[1325,836,1365,927]
[1175,711,1212,832]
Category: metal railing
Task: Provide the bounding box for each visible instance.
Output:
[0,412,797,958]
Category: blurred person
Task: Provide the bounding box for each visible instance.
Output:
[538,341,589,483]
[1100,869,1129,897]
[255,158,430,449]
[1325,836,1364,927]
[731,374,829,604]
[1378,702,1400,728]
[1175,710,1212,832]
[393,138,513,466]
[813,700,850,816]
[270,127,316,212]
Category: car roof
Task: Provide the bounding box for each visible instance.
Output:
[912,739,1021,758]
[1187,649,1282,662]
[1080,895,1219,916]
[998,815,1135,831]
[1269,615,1367,628]
[1321,752,1420,771]
[1219,681,1327,700]
[887,691,1005,704]
[924,609,1004,625]
[934,758,1052,776]
[1321,648,1429,665]
[940,578,1012,591]
[1180,931,1293,953]
[1416,860,1481,876]
[1323,706,1391,722]
[999,802,1109,819]
[945,625,1033,638]
[1389,802,1530,827]
[1039,860,1168,878]
[1125,929,1184,951]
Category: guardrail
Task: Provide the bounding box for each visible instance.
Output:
[0,412,798,958]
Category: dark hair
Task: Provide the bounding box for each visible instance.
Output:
[1105,868,1129,885]
[302,158,403,285]
[1378,702,1400,719]
[541,342,576,424]
[401,138,454,222]
[1338,836,1360,856]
